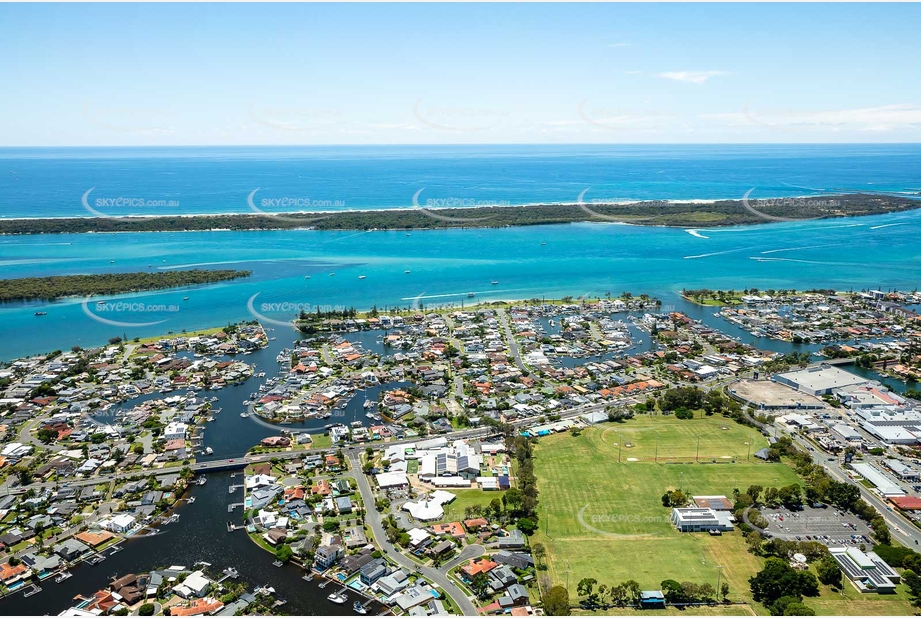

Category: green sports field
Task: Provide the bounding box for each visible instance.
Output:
[532,417,800,603]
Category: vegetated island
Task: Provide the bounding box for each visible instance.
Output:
[0,269,252,302]
[2,193,918,234]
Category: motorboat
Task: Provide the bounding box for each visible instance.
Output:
[34,311,47,316]
[54,571,72,583]
[328,591,348,604]
[204,447,213,455]
[353,601,368,614]
[358,275,366,279]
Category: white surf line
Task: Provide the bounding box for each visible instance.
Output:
[870,222,909,230]
[684,229,709,239]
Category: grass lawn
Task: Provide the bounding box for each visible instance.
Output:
[804,576,916,616]
[576,605,757,616]
[532,417,800,607]
[432,489,499,524]
[309,433,332,449]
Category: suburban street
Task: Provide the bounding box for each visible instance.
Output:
[346,451,480,616]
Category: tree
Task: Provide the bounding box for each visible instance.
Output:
[770,596,803,616]
[797,571,819,597]
[661,579,685,603]
[517,517,538,535]
[541,585,570,616]
[532,542,546,566]
[138,604,156,616]
[871,517,891,545]
[471,571,491,600]
[275,544,293,563]
[783,603,815,616]
[815,557,842,588]
[577,577,597,599]
[747,484,764,504]
[902,570,921,613]
[622,579,641,604]
[749,558,806,605]
[720,582,730,600]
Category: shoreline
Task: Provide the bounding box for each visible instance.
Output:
[2,192,919,235]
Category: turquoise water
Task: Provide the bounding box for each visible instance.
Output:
[2,208,920,360]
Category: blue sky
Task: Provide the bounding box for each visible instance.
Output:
[1,3,919,146]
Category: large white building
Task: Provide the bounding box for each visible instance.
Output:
[829,547,900,593]
[671,508,734,532]
[773,365,868,396]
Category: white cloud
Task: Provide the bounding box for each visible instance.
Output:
[706,103,921,132]
[657,70,727,84]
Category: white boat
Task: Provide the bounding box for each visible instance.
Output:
[186,496,196,504]
[241,413,249,418]
[468,292,475,298]
[204,447,213,455]
[54,571,72,583]
[363,399,374,409]
[328,591,348,604]
[353,601,368,614]
[404,270,411,274]
[329,272,335,276]
[198,476,208,485]
[358,275,366,279]
[305,275,311,279]
[491,280,499,285]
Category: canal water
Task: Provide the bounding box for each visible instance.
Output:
[7,296,914,614]
[0,471,382,616]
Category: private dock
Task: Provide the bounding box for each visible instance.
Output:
[227,502,244,513]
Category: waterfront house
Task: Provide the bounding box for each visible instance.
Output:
[315,543,343,570]
[0,561,31,586]
[359,558,390,585]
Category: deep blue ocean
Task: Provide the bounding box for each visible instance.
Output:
[2,144,920,218]
[1,144,919,360]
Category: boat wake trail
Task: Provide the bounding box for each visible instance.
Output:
[683,247,757,260]
[684,229,709,239]
[760,243,840,255]
[870,222,909,230]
